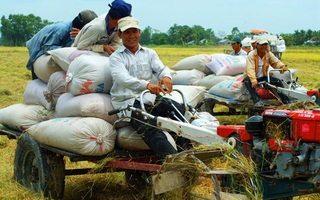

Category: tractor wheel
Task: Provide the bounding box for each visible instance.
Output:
[195,98,216,115]
[14,133,65,199]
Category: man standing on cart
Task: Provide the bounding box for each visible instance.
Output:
[109,16,191,161]
[243,37,290,107]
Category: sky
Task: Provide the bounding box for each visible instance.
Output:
[1,0,319,37]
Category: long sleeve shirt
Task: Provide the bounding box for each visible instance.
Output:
[26,21,73,70]
[72,13,122,54]
[109,45,172,117]
[244,49,285,84]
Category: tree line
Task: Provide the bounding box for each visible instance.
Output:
[0,14,52,46]
[1,14,319,46]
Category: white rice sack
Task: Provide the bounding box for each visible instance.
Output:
[209,53,230,59]
[48,47,105,71]
[24,79,52,110]
[66,55,112,95]
[33,54,63,83]
[0,104,54,131]
[116,126,177,150]
[269,67,298,83]
[44,71,67,108]
[162,85,206,107]
[172,69,206,85]
[206,55,247,76]
[172,54,212,74]
[208,80,250,101]
[196,74,237,90]
[27,117,116,156]
[235,74,245,80]
[55,92,117,124]
[192,111,220,132]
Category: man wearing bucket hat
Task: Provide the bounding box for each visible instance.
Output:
[229,36,248,56]
[73,0,132,56]
[109,17,191,161]
[243,37,290,107]
[26,10,98,80]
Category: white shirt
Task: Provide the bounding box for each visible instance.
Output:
[109,45,172,118]
[72,13,121,54]
[230,49,248,56]
[256,57,264,78]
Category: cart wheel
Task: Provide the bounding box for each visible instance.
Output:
[14,133,65,199]
[125,170,150,191]
[195,98,216,115]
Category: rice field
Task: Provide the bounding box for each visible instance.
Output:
[0,46,319,199]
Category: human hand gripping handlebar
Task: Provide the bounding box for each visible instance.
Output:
[108,90,225,145]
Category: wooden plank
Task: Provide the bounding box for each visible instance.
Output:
[152,171,188,195]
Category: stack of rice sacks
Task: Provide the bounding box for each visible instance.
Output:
[0,47,211,155]
[171,53,297,102]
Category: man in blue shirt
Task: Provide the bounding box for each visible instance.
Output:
[26,10,97,80]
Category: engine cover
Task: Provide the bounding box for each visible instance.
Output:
[263,109,320,143]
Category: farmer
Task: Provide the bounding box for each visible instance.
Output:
[250,37,257,51]
[109,16,191,161]
[72,0,131,56]
[243,37,290,107]
[26,10,97,80]
[229,36,247,56]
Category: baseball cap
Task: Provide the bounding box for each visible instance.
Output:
[256,37,269,45]
[118,16,140,32]
[108,0,132,19]
[229,36,242,44]
[251,35,258,43]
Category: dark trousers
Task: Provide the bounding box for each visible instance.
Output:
[243,76,290,104]
[130,95,191,159]
[31,66,38,80]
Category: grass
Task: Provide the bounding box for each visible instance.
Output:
[0,45,320,199]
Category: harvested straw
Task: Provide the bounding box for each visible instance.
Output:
[278,99,319,110]
[160,144,263,199]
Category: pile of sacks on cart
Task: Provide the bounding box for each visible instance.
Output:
[0,48,295,156]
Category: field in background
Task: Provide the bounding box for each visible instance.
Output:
[0,46,319,199]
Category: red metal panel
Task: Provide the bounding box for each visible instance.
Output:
[293,120,317,142]
[217,125,252,141]
[268,139,294,152]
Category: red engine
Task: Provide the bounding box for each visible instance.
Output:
[263,108,320,142]
[218,108,320,143]
[217,108,320,181]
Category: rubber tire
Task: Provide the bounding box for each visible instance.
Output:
[195,98,216,115]
[14,133,65,199]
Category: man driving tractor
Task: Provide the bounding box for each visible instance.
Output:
[243,37,290,107]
